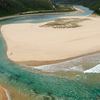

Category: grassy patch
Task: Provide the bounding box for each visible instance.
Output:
[41,18,89,28]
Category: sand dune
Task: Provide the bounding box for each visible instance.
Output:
[1,16,100,66]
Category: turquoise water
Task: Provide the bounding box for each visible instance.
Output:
[0,6,100,100]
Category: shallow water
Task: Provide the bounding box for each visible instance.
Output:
[0,6,93,24]
[0,6,100,100]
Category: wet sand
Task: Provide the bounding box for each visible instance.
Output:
[0,86,10,100]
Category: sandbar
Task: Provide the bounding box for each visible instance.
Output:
[1,16,100,66]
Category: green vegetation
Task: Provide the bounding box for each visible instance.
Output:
[78,0,100,15]
[0,0,100,17]
[53,0,100,15]
[0,0,53,17]
[0,0,76,17]
[21,6,75,15]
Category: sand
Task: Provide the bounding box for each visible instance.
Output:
[0,86,10,100]
[1,16,100,66]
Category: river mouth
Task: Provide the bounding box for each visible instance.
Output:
[0,5,100,100]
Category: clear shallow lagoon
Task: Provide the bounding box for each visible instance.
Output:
[0,6,100,100]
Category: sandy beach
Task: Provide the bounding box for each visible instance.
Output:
[0,86,10,100]
[1,16,100,66]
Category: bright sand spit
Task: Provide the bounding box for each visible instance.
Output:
[1,16,100,66]
[0,86,10,100]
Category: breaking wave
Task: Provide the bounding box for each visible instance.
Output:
[84,64,100,73]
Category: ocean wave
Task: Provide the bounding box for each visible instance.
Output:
[84,64,100,73]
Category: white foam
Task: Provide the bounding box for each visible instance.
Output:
[33,64,83,72]
[84,64,100,73]
[33,65,56,72]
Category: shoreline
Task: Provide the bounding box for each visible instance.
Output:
[0,5,93,22]
[15,50,100,66]
[0,8,76,21]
